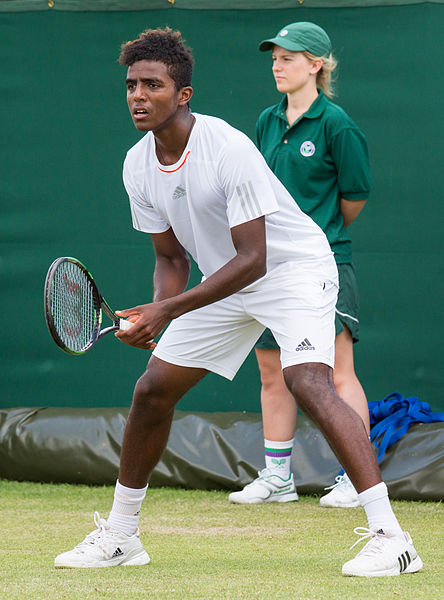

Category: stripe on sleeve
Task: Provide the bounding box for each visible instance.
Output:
[236,185,252,220]
[241,182,258,219]
[247,181,262,215]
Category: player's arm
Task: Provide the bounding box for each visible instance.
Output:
[340,198,367,227]
[164,215,267,317]
[150,228,191,302]
[116,216,266,348]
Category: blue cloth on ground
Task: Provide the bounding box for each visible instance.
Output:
[368,392,444,462]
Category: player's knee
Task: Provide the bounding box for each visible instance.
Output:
[284,363,334,408]
[133,372,174,417]
[285,377,311,407]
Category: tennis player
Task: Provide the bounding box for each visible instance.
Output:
[229,22,371,509]
[54,27,422,577]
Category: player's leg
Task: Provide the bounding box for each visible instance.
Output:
[107,294,263,533]
[284,362,377,491]
[283,363,422,577]
[229,345,298,504]
[118,357,208,488]
[320,326,369,507]
[255,259,421,576]
[54,357,208,569]
[55,295,264,568]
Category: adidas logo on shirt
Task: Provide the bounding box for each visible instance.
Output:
[172,185,186,200]
[295,338,315,351]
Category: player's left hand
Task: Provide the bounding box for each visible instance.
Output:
[114,302,169,349]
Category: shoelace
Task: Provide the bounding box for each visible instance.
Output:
[323,474,348,491]
[242,469,268,489]
[244,468,286,489]
[75,511,109,549]
[349,527,387,553]
[257,468,273,480]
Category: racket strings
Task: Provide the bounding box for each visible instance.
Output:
[50,262,98,352]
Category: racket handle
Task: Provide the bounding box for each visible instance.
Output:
[119,319,135,331]
[118,318,155,344]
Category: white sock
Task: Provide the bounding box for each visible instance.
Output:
[264,438,294,480]
[358,482,403,536]
[107,480,148,535]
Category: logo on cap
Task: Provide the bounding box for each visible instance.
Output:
[279,29,289,37]
[300,141,315,157]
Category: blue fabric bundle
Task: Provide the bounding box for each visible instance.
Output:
[368,393,444,462]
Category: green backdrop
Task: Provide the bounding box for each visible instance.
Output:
[1,3,443,412]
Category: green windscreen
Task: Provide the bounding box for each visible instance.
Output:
[1,4,443,411]
[1,1,443,11]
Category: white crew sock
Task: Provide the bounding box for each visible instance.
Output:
[358,482,403,536]
[107,480,148,535]
[264,438,294,480]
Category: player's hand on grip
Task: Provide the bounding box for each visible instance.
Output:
[114,303,170,349]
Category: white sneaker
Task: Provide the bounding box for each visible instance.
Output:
[319,473,360,508]
[54,512,150,568]
[342,527,423,577]
[228,469,298,504]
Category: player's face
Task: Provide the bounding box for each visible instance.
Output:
[271,46,320,95]
[126,60,190,132]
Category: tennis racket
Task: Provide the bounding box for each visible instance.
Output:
[44,256,133,355]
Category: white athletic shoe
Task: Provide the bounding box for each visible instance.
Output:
[342,527,423,577]
[319,473,360,508]
[54,512,150,568]
[228,469,298,504]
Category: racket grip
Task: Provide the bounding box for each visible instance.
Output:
[119,319,135,331]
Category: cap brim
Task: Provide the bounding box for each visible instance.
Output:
[259,37,307,52]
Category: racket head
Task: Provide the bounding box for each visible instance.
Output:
[44,257,102,355]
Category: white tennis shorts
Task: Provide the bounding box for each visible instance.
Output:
[153,256,338,380]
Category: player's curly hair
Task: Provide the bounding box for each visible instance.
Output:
[119,27,194,90]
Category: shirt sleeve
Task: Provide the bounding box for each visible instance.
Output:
[123,155,170,234]
[329,127,371,201]
[216,134,279,228]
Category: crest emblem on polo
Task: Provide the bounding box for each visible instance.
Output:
[300,141,316,157]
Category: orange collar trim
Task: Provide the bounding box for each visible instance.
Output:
[157,150,191,173]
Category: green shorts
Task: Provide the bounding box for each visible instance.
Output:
[255,262,360,349]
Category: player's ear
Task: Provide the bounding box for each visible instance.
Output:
[178,86,193,106]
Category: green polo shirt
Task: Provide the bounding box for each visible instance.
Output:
[256,90,370,263]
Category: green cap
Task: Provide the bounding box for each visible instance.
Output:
[259,22,332,57]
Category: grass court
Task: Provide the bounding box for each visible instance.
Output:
[1,480,442,600]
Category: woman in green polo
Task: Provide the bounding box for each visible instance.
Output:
[229,22,371,507]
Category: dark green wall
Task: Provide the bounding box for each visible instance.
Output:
[1,5,443,411]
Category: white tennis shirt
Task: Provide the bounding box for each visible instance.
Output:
[123,113,332,279]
